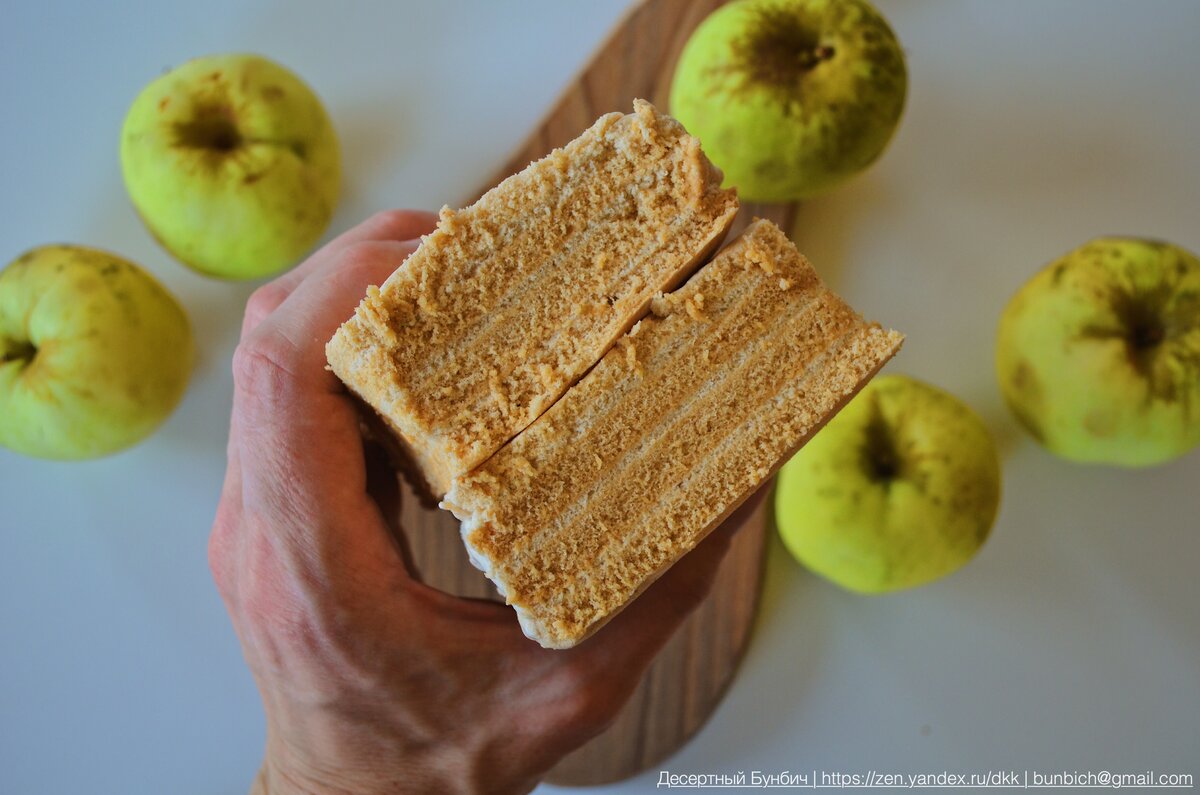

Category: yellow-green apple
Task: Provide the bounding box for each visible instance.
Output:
[997,237,1200,466]
[0,245,193,459]
[121,53,340,280]
[669,0,907,201]
[775,375,1000,593]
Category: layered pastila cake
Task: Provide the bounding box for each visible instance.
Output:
[327,100,737,496]
[443,220,903,648]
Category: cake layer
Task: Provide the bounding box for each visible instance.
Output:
[442,220,903,649]
[327,100,738,496]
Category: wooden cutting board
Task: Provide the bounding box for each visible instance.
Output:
[399,0,797,785]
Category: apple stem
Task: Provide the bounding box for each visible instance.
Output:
[1130,321,1165,350]
[863,415,901,482]
[795,45,836,70]
[0,337,37,365]
[173,113,243,152]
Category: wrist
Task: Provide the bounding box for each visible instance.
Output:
[256,692,552,795]
[254,756,386,795]
[257,737,539,795]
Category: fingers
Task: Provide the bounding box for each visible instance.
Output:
[241,209,438,338]
[338,208,440,249]
[237,238,418,403]
[279,209,438,297]
[232,236,416,480]
[225,210,435,600]
[230,237,422,579]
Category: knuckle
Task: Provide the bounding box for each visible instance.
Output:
[367,208,432,239]
[244,282,289,323]
[208,520,239,599]
[327,240,413,290]
[368,208,413,229]
[339,239,391,268]
[230,337,296,401]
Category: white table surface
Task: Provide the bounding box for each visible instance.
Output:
[2,2,1198,793]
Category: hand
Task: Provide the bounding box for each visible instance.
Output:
[209,210,765,795]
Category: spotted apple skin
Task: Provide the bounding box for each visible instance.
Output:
[121,53,341,280]
[669,0,907,201]
[776,375,1000,594]
[997,238,1200,467]
[0,245,193,459]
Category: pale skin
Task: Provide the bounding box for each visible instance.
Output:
[209,210,765,794]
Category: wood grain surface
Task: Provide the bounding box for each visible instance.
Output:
[398,0,797,785]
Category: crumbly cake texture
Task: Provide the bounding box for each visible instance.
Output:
[442,220,904,649]
[326,100,738,497]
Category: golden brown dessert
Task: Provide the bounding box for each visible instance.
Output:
[442,220,903,648]
[327,100,738,497]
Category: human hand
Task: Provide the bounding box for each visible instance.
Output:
[209,210,765,795]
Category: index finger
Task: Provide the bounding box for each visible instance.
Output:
[241,209,438,338]
[231,236,418,549]
[280,209,438,294]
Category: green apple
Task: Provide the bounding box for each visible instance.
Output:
[997,238,1200,466]
[121,53,341,280]
[775,375,1000,593]
[669,0,907,201]
[0,245,193,459]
